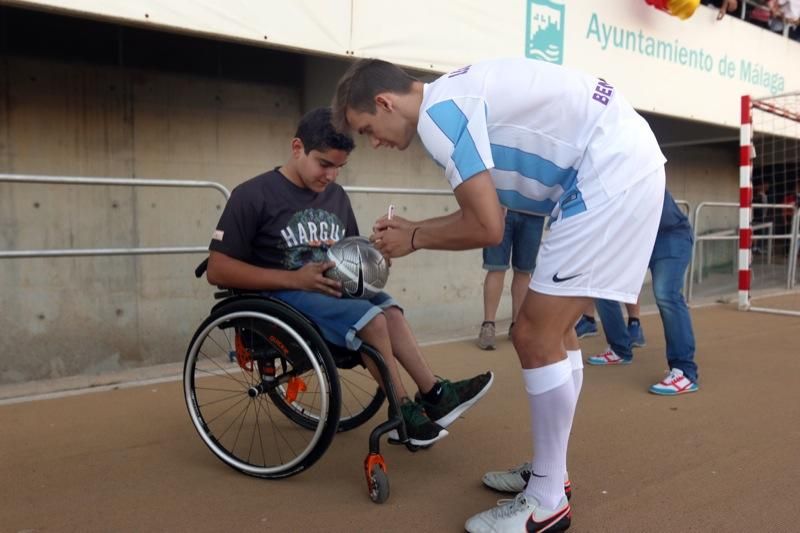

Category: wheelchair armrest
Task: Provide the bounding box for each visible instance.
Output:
[213,287,263,300]
[195,258,209,278]
[196,258,265,300]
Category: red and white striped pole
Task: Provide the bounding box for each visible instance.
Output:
[739,95,752,310]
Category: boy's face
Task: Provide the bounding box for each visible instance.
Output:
[295,143,349,193]
[346,97,415,151]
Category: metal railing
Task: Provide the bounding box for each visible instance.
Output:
[0,174,230,259]
[1,176,697,278]
[0,175,461,260]
[789,207,800,289]
[675,199,693,228]
[695,221,774,283]
[343,186,452,196]
[687,201,799,301]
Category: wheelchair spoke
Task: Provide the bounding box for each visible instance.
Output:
[247,397,266,464]
[259,395,285,465]
[197,390,247,409]
[310,372,320,415]
[339,375,375,397]
[193,385,244,394]
[210,395,251,436]
[231,398,253,456]
[206,330,233,360]
[197,348,250,388]
[252,395,268,467]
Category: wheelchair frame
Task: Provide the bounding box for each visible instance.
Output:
[183,288,419,503]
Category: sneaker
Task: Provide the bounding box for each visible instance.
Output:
[649,368,698,396]
[574,315,598,339]
[420,372,494,428]
[586,348,632,366]
[482,462,572,501]
[387,399,448,446]
[628,320,646,347]
[478,321,496,350]
[465,493,571,533]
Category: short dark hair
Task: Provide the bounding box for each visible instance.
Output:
[331,59,417,132]
[295,107,355,154]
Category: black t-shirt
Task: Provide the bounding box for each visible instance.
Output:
[209,169,359,270]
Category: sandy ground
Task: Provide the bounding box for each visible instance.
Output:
[1,299,799,532]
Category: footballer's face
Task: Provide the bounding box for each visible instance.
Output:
[346,95,416,151]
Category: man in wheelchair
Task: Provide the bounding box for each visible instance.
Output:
[205,107,493,447]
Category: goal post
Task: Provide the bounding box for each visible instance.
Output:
[739,92,800,316]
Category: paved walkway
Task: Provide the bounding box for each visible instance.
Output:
[1,300,799,532]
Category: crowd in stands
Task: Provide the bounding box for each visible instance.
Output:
[703,0,800,40]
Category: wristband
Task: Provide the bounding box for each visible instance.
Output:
[410,227,420,251]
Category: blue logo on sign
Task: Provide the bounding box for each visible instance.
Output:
[526,0,565,64]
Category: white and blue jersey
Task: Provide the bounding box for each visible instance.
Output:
[417,58,666,220]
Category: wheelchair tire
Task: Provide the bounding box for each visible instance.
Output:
[368,464,390,504]
[184,298,341,479]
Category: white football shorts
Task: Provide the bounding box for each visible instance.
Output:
[530,167,665,303]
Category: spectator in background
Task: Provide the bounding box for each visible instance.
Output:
[705,0,776,30]
[585,190,699,396]
[477,210,545,350]
[713,0,740,20]
[772,0,800,38]
[574,301,646,347]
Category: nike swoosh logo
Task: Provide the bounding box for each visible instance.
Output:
[525,506,571,531]
[355,247,364,297]
[552,273,581,283]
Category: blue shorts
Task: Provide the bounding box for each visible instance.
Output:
[482,210,545,273]
[267,290,399,351]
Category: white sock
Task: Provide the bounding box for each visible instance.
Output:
[521,358,576,509]
[565,349,583,485]
[567,349,584,397]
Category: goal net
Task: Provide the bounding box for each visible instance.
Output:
[739,92,800,316]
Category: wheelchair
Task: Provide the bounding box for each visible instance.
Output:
[183,261,420,503]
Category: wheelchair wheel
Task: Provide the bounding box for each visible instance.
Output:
[269,362,385,433]
[184,299,341,479]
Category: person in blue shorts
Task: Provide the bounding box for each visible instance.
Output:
[478,210,545,350]
[585,189,699,395]
[205,107,493,447]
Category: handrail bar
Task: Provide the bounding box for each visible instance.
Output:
[0,173,231,199]
[688,201,798,301]
[0,174,230,259]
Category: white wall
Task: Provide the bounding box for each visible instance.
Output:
[9,0,800,129]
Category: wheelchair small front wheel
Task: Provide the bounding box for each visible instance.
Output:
[184,299,341,479]
[368,464,390,504]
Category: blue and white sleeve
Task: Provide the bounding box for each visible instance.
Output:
[418,97,494,191]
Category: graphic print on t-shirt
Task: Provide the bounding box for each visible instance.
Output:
[280,208,348,269]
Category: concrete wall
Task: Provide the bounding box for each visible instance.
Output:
[0,53,487,385]
[0,49,742,385]
[0,55,301,383]
[664,144,741,280]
